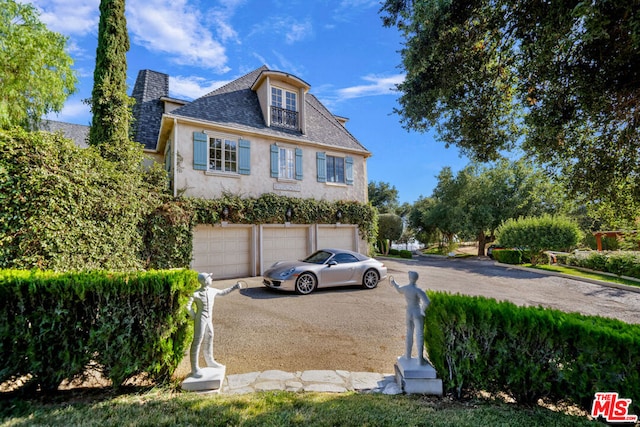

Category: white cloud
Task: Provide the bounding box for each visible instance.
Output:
[169,75,230,100]
[249,16,313,45]
[127,0,230,72]
[45,98,91,125]
[336,74,405,100]
[28,0,100,36]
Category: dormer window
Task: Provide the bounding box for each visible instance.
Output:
[271,86,298,130]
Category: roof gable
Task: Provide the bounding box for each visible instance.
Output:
[169,66,369,154]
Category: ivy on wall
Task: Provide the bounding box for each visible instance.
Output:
[143,193,378,270]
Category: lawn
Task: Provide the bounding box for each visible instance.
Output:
[0,388,594,426]
[527,263,640,289]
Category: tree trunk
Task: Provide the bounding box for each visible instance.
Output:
[477,231,487,256]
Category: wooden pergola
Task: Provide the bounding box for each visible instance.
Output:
[592,230,636,251]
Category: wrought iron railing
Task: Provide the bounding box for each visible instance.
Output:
[271,106,298,130]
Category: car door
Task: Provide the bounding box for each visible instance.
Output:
[319,253,359,287]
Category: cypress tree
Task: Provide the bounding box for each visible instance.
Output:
[88,0,138,166]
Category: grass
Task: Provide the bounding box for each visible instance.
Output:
[0,387,594,427]
[526,263,640,288]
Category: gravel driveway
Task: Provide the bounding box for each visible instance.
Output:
[197,255,640,377]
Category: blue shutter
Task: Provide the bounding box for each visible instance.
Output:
[270,144,279,178]
[193,132,208,170]
[295,148,303,180]
[345,156,354,185]
[238,139,251,175]
[316,152,326,182]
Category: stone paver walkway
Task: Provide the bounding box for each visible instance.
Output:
[222,370,402,395]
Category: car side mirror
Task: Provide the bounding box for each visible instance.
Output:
[327,260,338,267]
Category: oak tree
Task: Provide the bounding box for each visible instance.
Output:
[381,0,640,208]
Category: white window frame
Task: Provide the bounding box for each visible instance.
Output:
[271,86,297,111]
[278,146,295,180]
[207,133,238,174]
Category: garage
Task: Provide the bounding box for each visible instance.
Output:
[261,225,311,272]
[317,225,358,252]
[191,224,254,279]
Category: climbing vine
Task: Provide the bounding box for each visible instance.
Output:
[143,193,378,269]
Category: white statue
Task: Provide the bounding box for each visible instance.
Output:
[390,271,430,365]
[186,272,243,377]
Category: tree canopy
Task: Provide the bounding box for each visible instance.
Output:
[368,181,400,214]
[0,0,77,129]
[408,160,569,255]
[381,0,640,206]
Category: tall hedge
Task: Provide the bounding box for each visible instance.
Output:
[0,128,163,271]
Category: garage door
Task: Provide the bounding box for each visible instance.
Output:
[317,225,357,252]
[191,224,253,279]
[262,226,310,272]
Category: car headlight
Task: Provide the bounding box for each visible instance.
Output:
[280,267,296,278]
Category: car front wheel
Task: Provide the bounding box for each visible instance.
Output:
[362,269,379,289]
[295,272,317,295]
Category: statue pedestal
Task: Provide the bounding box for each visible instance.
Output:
[394,356,443,395]
[181,366,226,392]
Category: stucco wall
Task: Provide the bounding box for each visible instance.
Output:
[173,123,368,203]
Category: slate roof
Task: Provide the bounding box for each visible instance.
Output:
[39,120,90,148]
[132,70,169,150]
[168,66,369,154]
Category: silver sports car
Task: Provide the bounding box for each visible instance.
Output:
[262,248,388,295]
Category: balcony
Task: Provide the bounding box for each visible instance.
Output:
[271,106,298,130]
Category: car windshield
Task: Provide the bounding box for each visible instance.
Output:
[303,250,333,264]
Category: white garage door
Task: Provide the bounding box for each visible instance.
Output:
[262,226,310,272]
[191,224,253,279]
[317,225,357,252]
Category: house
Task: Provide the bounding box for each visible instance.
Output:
[49,66,374,279]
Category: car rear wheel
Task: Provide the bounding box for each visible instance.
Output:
[362,269,379,289]
[295,272,317,295]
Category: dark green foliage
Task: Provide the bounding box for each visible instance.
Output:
[368,181,399,214]
[0,269,196,390]
[399,250,412,259]
[424,292,640,413]
[381,0,640,210]
[567,251,640,280]
[0,128,160,271]
[89,0,137,166]
[378,213,403,242]
[492,249,523,265]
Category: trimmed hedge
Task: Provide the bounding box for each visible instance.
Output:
[0,269,196,391]
[492,249,532,264]
[384,249,413,259]
[424,292,640,414]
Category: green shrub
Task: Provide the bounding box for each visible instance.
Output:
[0,269,196,390]
[492,249,522,264]
[424,292,640,413]
[567,251,640,279]
[399,250,413,259]
[497,215,582,265]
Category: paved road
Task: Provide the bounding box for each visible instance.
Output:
[194,255,640,377]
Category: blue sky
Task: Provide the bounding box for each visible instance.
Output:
[31,0,470,204]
